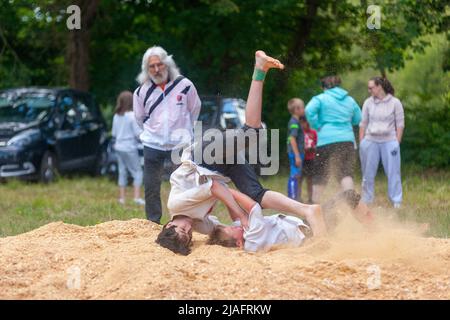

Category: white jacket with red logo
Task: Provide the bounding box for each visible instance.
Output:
[133,76,201,151]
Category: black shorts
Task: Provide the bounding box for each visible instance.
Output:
[202,161,269,205]
[302,159,315,177]
[312,142,356,185]
[199,124,269,204]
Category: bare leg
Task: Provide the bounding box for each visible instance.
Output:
[341,176,354,191]
[312,184,325,204]
[261,190,327,237]
[245,51,284,128]
[229,188,257,214]
[240,52,326,236]
[321,190,374,227]
[133,186,141,199]
[119,187,126,201]
[352,201,374,225]
[210,180,249,227]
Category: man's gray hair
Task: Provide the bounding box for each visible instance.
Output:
[136,46,181,85]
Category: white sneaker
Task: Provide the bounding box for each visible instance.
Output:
[393,203,401,209]
[134,198,145,205]
[118,198,125,205]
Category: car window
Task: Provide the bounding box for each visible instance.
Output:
[222,99,238,113]
[198,98,219,126]
[0,92,55,123]
[57,94,79,130]
[221,98,242,129]
[236,99,246,126]
[74,94,96,122]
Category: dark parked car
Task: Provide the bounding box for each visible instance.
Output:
[199,95,267,130]
[105,96,266,180]
[0,87,109,182]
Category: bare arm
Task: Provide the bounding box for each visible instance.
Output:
[210,180,249,228]
[290,137,302,167]
[228,189,257,214]
[289,136,301,157]
[359,126,365,142]
[359,101,369,142]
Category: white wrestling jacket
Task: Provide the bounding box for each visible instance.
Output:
[133,76,201,151]
[167,146,230,234]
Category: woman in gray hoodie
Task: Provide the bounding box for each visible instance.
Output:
[359,77,405,208]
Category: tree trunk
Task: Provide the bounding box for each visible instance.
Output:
[67,0,100,91]
[275,0,319,91]
[376,56,387,78]
[261,0,319,132]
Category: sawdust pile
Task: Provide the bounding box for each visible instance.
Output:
[1,212,449,299]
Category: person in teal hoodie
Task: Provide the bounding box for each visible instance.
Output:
[305,75,362,205]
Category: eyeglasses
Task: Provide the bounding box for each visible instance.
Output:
[148,62,165,70]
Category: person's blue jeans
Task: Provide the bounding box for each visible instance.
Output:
[287,153,304,200]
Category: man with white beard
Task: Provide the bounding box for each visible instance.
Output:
[134,46,201,224]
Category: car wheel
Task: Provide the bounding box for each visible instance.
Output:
[39,151,58,183]
[106,161,118,181]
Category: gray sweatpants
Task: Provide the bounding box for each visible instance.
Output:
[359,139,402,205]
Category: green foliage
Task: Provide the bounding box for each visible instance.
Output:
[0,0,448,167]
[401,89,450,168]
[389,34,449,168]
[0,0,69,86]
[354,0,448,75]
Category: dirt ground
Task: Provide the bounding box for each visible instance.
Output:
[1,212,449,299]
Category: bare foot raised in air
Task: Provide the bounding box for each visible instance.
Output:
[255,50,285,71]
[304,204,328,238]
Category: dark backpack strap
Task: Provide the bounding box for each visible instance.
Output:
[163,75,185,96]
[143,76,185,124]
[143,82,157,107]
[136,85,143,97]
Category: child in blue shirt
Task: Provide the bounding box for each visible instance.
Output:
[286,98,305,200]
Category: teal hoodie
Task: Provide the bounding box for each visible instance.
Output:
[305,87,361,147]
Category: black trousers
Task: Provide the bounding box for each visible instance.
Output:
[143,146,174,223]
[201,161,269,205]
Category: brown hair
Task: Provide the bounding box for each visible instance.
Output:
[287,98,305,115]
[115,91,133,115]
[320,75,341,89]
[370,76,395,96]
[206,225,238,248]
[155,224,192,255]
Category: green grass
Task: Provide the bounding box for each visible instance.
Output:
[0,166,449,238]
